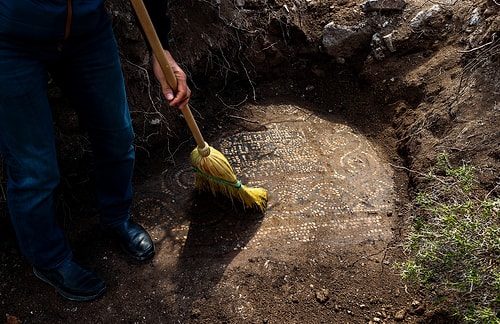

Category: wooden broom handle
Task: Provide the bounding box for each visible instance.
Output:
[130,0,207,150]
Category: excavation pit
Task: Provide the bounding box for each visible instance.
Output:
[1,0,496,322]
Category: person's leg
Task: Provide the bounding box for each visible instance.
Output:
[54,10,134,228]
[0,37,106,301]
[0,39,72,270]
[51,7,154,261]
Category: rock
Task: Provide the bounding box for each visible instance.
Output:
[469,7,481,26]
[409,5,442,31]
[371,33,386,60]
[394,308,406,321]
[383,32,396,52]
[360,0,406,13]
[410,300,426,315]
[315,289,330,303]
[190,308,201,318]
[322,22,374,60]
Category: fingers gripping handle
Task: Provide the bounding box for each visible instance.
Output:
[130,0,208,151]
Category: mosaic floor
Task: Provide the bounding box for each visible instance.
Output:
[134,104,395,257]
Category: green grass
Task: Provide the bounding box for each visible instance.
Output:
[398,152,500,323]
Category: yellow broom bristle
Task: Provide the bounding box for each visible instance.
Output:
[190,145,268,212]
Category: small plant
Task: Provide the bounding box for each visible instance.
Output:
[398,152,499,323]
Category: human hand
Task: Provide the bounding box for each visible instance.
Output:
[152,50,191,109]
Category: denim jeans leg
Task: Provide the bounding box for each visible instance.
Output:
[0,46,72,269]
[53,12,135,228]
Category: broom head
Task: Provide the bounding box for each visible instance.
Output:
[190,144,268,212]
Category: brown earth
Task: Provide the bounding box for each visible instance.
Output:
[1,0,499,323]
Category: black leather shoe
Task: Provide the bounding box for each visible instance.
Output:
[105,220,155,262]
[33,260,106,301]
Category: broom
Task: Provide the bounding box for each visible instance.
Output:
[130,0,268,212]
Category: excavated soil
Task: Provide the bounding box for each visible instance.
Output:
[1,0,498,323]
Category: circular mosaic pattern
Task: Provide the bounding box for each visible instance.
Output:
[135,104,395,254]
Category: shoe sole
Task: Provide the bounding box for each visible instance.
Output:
[33,268,106,302]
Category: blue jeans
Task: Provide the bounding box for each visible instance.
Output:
[0,6,134,269]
